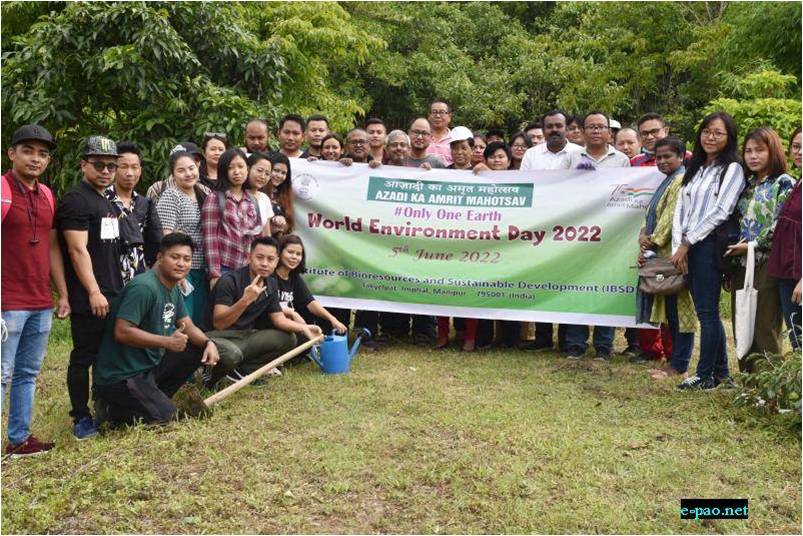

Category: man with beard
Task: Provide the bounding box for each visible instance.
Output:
[520,111,582,353]
[408,118,445,169]
[243,119,271,155]
[58,136,124,439]
[344,128,372,163]
[520,110,582,171]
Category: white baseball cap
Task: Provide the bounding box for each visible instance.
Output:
[449,126,474,143]
[609,119,622,129]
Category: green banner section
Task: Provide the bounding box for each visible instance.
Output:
[367,176,533,207]
[291,160,665,326]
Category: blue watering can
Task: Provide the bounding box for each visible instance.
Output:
[309,328,372,374]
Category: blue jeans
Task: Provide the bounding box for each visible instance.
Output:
[1,309,53,445]
[665,294,694,373]
[687,236,728,380]
[778,278,802,349]
[565,324,614,354]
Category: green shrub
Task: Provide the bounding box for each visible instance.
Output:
[732,349,802,430]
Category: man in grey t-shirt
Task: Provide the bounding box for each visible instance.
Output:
[407,118,445,169]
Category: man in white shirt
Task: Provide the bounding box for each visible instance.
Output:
[520,111,583,171]
[563,112,630,361]
[566,112,631,169]
[519,110,581,353]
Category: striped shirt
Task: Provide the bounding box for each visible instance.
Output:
[156,186,206,269]
[672,162,746,251]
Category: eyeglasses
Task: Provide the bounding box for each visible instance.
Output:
[511,144,528,149]
[410,130,431,138]
[204,132,227,140]
[701,129,727,140]
[639,127,663,138]
[429,110,450,116]
[87,160,118,172]
[584,125,608,132]
[348,139,367,146]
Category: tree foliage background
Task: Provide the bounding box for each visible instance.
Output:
[1,1,800,193]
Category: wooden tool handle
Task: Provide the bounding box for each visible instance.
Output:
[203,335,324,407]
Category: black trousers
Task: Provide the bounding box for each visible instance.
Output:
[624,327,639,348]
[380,313,436,338]
[534,323,568,351]
[497,321,520,347]
[68,313,108,422]
[93,344,204,426]
[354,310,379,336]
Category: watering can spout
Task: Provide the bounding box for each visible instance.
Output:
[348,328,372,362]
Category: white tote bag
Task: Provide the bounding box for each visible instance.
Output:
[735,241,758,359]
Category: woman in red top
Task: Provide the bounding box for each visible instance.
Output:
[767,127,802,348]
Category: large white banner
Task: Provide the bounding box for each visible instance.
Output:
[291,159,664,327]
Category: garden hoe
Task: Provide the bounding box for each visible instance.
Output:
[202,334,324,408]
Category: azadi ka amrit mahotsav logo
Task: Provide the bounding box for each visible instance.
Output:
[607,184,655,209]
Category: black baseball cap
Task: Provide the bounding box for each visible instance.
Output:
[11,124,56,150]
[82,135,117,157]
[170,141,205,161]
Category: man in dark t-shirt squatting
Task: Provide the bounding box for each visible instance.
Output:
[93,233,220,426]
[205,236,322,387]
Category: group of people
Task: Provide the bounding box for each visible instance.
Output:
[1,100,800,458]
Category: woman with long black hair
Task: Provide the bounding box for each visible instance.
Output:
[201,148,263,289]
[672,111,746,390]
[724,127,795,369]
[266,152,295,236]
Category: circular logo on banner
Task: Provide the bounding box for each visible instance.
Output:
[295,173,319,200]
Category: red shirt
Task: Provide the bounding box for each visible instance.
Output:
[1,170,55,311]
[767,180,801,280]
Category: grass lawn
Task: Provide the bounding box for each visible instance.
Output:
[2,317,800,534]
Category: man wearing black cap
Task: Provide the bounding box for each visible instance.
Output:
[1,125,69,457]
[145,142,210,201]
[57,135,124,439]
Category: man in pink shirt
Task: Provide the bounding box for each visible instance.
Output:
[425,99,453,166]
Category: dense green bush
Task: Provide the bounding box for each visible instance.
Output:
[733,349,802,430]
[2,1,800,192]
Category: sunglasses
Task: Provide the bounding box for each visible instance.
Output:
[204,132,228,140]
[86,160,118,172]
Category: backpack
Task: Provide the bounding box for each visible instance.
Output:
[1,174,55,223]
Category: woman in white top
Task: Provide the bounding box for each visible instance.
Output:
[246,152,274,235]
[672,111,746,390]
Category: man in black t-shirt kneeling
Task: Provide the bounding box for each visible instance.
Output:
[205,236,322,388]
